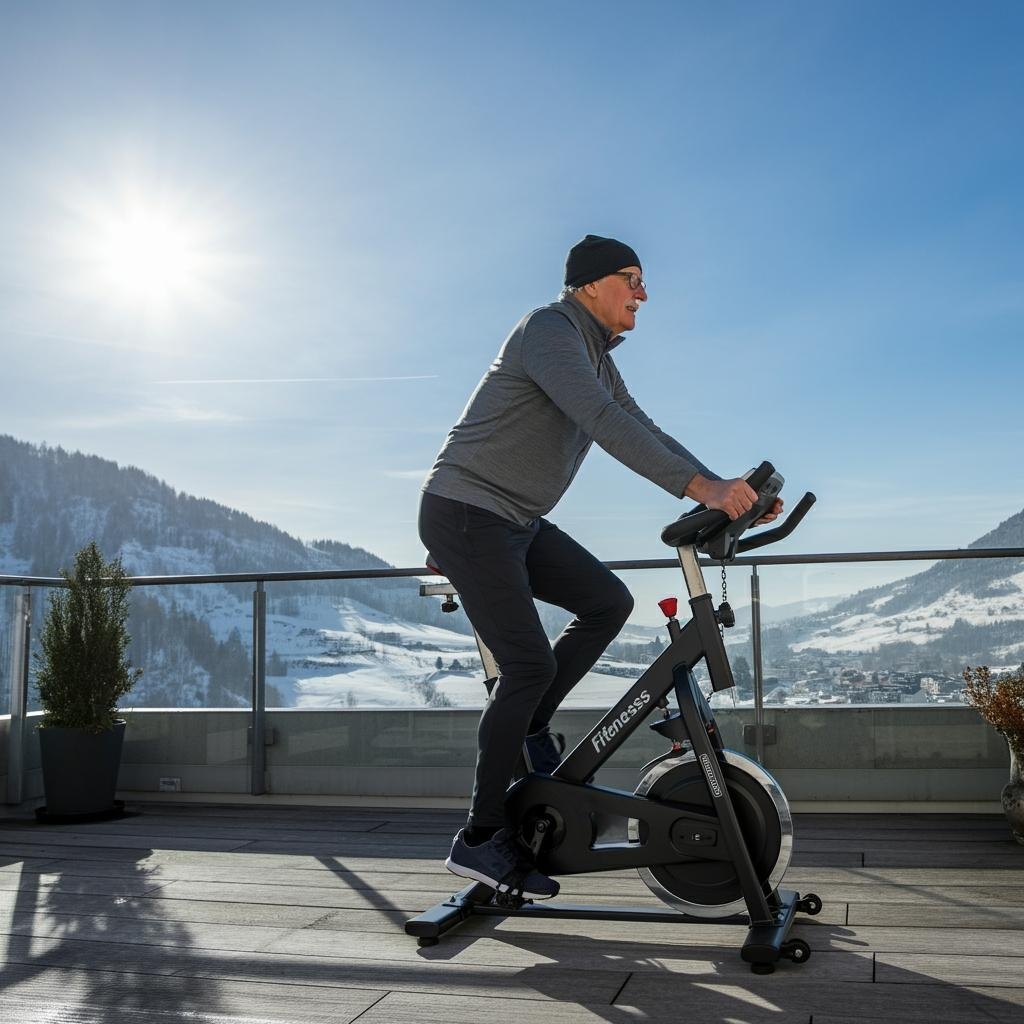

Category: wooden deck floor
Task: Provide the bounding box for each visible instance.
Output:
[0,803,1022,1023]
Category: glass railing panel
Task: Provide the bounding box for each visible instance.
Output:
[122,582,254,710]
[750,557,1024,707]
[264,576,483,710]
[26,586,56,713]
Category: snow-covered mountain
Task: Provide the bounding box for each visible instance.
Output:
[763,509,1024,673]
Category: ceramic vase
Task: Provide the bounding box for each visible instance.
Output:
[1002,743,1024,846]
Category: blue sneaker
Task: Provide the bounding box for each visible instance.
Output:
[524,725,566,774]
[445,828,559,900]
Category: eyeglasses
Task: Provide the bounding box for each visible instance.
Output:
[611,271,646,291]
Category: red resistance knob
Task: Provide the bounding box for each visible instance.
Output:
[658,597,678,619]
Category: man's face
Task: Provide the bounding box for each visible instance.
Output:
[586,266,647,334]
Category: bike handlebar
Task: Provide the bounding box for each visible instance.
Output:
[660,461,775,548]
[660,460,814,559]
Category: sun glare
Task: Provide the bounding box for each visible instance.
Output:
[97,208,199,301]
[60,180,233,321]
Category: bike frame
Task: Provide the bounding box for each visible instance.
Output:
[553,545,730,786]
[505,544,776,924]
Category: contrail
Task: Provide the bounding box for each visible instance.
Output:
[153,375,438,384]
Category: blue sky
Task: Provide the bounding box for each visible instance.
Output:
[2,1,1022,616]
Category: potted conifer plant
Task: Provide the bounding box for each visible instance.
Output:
[34,541,142,821]
[962,665,1024,845]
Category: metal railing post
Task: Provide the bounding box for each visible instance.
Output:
[6,589,31,805]
[250,580,267,795]
[750,566,766,765]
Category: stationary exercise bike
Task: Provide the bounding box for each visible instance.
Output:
[407,462,821,973]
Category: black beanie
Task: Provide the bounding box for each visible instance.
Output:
[564,234,641,288]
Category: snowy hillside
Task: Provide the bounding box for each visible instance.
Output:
[771,506,1024,670]
[792,567,1024,660]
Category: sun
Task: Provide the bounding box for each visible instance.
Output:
[95,205,201,304]
[60,180,232,320]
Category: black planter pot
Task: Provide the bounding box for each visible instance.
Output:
[38,720,127,820]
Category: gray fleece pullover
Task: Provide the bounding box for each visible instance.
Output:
[422,296,717,526]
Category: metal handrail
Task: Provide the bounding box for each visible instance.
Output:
[2,546,1022,588]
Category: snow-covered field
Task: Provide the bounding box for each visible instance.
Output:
[254,596,657,709]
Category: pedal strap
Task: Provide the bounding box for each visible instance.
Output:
[498,864,530,896]
[493,865,532,907]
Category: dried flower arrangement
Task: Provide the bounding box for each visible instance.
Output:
[962,666,1024,756]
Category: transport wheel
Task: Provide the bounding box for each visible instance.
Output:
[781,938,811,963]
[629,751,793,919]
[797,893,823,916]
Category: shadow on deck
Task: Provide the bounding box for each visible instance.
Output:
[0,803,1022,1023]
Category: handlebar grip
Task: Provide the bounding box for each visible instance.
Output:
[746,460,776,492]
[737,491,817,553]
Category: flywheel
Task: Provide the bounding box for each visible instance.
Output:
[628,750,793,918]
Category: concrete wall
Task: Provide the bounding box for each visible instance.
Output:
[4,706,1010,810]
[759,705,1009,803]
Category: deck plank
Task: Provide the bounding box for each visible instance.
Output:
[3,915,296,954]
[352,990,682,1024]
[875,952,1024,988]
[616,976,1024,1022]
[0,963,386,1023]
[847,904,1024,928]
[168,946,632,1002]
[0,893,340,930]
[0,872,167,898]
[786,865,1024,885]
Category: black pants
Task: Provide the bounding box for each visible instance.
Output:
[418,492,634,827]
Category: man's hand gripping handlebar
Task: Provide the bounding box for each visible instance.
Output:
[686,473,782,524]
[662,460,816,559]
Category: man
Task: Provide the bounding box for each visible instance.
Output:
[419,234,779,899]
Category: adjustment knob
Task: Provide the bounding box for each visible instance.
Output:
[717,601,736,628]
[658,597,678,619]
